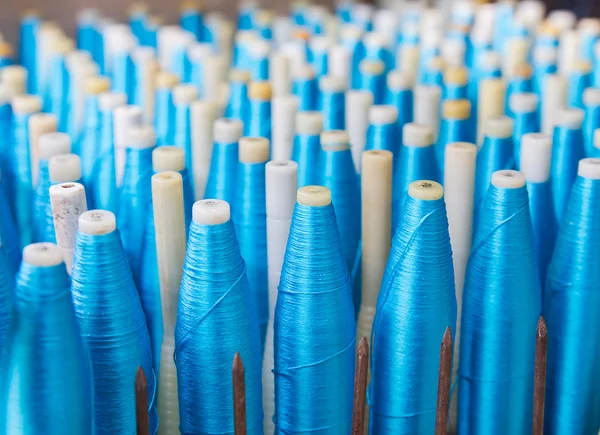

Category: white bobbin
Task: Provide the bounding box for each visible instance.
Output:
[296,112,323,136]
[214,118,244,144]
[555,108,584,129]
[403,123,434,147]
[23,243,64,267]
[414,85,442,142]
[193,199,230,225]
[49,154,82,183]
[369,105,398,125]
[126,125,156,148]
[39,133,71,161]
[520,133,552,183]
[297,185,332,206]
[346,90,374,172]
[491,170,526,188]
[173,84,198,105]
[578,158,600,180]
[509,93,539,114]
[98,92,127,111]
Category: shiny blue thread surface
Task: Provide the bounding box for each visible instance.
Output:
[71,229,158,434]
[234,160,269,350]
[0,257,91,434]
[246,99,272,141]
[78,94,102,207]
[551,125,586,223]
[293,77,318,112]
[512,109,539,169]
[366,121,400,154]
[292,133,322,188]
[567,71,591,110]
[112,51,134,101]
[205,140,239,206]
[458,183,541,435]
[91,104,118,214]
[386,88,413,137]
[370,192,456,434]
[544,176,600,434]
[20,16,39,93]
[0,247,12,353]
[49,53,69,132]
[32,160,56,243]
[318,89,345,131]
[0,177,19,276]
[175,218,263,435]
[187,55,206,97]
[443,83,468,101]
[506,77,533,116]
[274,202,356,434]
[392,145,439,231]
[360,68,386,105]
[435,117,471,180]
[174,102,194,175]
[118,146,154,284]
[155,88,175,146]
[225,79,250,123]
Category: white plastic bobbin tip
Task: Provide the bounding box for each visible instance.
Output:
[321,130,349,150]
[583,88,600,107]
[578,158,600,180]
[408,180,443,200]
[296,111,323,135]
[293,63,316,80]
[39,133,71,160]
[155,71,180,88]
[369,105,398,125]
[114,105,144,124]
[127,125,156,148]
[387,70,414,90]
[193,199,231,224]
[520,133,552,183]
[214,118,244,143]
[98,92,127,111]
[297,185,332,206]
[173,84,198,105]
[479,51,502,71]
[403,123,434,147]
[359,59,385,75]
[229,69,252,83]
[249,81,272,100]
[239,137,270,163]
[187,42,213,62]
[79,210,117,235]
[491,170,526,188]
[446,141,477,155]
[85,76,111,95]
[509,93,539,113]
[152,146,185,172]
[23,243,63,267]
[12,95,42,114]
[319,75,345,92]
[49,154,82,183]
[555,108,584,128]
[485,116,514,139]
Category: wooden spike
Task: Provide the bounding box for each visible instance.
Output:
[435,327,453,435]
[233,352,247,435]
[532,317,548,435]
[135,366,150,435]
[351,337,369,435]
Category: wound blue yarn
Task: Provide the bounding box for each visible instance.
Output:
[118,144,154,285]
[274,199,356,433]
[49,52,69,131]
[246,98,272,141]
[309,46,329,77]
[251,54,270,82]
[0,102,12,198]
[544,170,600,434]
[78,93,102,206]
[155,87,176,146]
[318,143,361,311]
[205,137,239,206]
[385,87,413,138]
[19,15,39,93]
[458,180,541,435]
[181,10,204,41]
[417,46,439,84]
[0,175,19,276]
[365,115,400,154]
[343,35,364,90]
[234,154,268,350]
[174,100,195,177]
[370,186,457,434]
[293,76,318,111]
[292,129,322,187]
[225,77,250,123]
[129,12,148,45]
[359,66,386,105]
[506,77,533,117]
[175,211,263,435]
[32,158,56,243]
[112,50,134,102]
[551,120,586,223]
[0,246,13,352]
[583,99,600,156]
[91,100,119,214]
[435,115,471,180]
[7,111,36,249]
[512,105,539,169]
[71,224,158,434]
[318,87,345,131]
[474,134,516,226]
[533,61,556,101]
[392,140,439,231]
[423,63,444,88]
[0,246,91,434]
[187,55,206,97]
[567,70,592,110]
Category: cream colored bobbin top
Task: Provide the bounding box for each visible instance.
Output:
[296,112,323,136]
[520,133,552,183]
[583,88,600,106]
[30,112,57,132]
[2,65,27,85]
[443,99,471,120]
[79,210,117,235]
[249,38,271,58]
[23,243,63,267]
[534,46,558,64]
[491,170,526,188]
[513,63,533,79]
[192,199,230,224]
[297,185,332,206]
[485,116,514,138]
[39,133,71,160]
[480,51,502,71]
[510,92,538,113]
[555,108,584,128]
[86,76,111,95]
[578,158,600,180]
[229,69,251,83]
[595,128,600,149]
[387,70,414,90]
[408,180,444,200]
[49,154,81,182]
[319,75,345,92]
[369,105,398,125]
[321,130,350,151]
[187,42,212,62]
[574,59,592,74]
[98,92,127,111]
[359,59,385,75]
[249,81,272,100]
[214,118,244,143]
[155,71,179,88]
[12,95,41,114]
[127,125,156,149]
[173,84,198,105]
[429,56,446,71]
[152,146,185,172]
[445,66,468,85]
[403,123,434,147]
[293,63,315,80]
[239,137,270,163]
